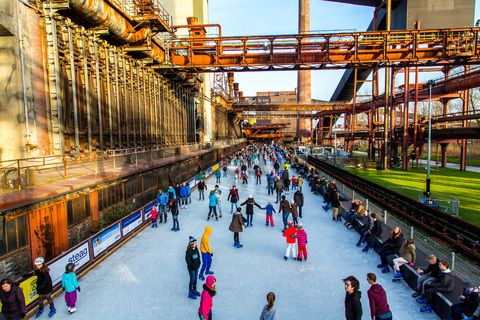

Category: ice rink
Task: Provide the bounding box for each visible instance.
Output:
[51,163,439,319]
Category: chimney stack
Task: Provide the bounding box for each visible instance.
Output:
[297,0,311,103]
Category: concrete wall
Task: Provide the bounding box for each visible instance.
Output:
[407,0,475,29]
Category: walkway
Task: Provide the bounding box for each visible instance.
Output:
[51,162,439,319]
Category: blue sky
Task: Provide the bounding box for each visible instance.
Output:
[209,0,480,101]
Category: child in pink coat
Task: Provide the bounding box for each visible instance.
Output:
[296,224,308,261]
[198,275,216,320]
[151,206,159,228]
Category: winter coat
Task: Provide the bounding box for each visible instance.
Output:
[198,276,216,318]
[423,259,441,278]
[382,233,404,255]
[200,226,213,254]
[34,268,53,295]
[345,291,363,320]
[461,290,480,313]
[151,206,159,220]
[429,269,454,292]
[240,198,261,215]
[169,199,179,216]
[208,193,218,207]
[291,203,299,219]
[215,171,221,177]
[214,189,222,201]
[296,229,307,246]
[198,181,206,191]
[331,191,341,208]
[156,192,169,205]
[278,199,291,214]
[229,212,244,233]
[228,188,239,203]
[367,284,391,318]
[266,174,274,185]
[61,272,79,293]
[293,190,304,206]
[274,179,284,192]
[262,204,276,215]
[185,246,201,271]
[0,285,26,320]
[283,177,290,188]
[179,186,189,197]
[371,220,382,237]
[283,227,297,244]
[259,305,278,320]
[402,244,416,263]
[297,177,304,188]
[167,186,177,200]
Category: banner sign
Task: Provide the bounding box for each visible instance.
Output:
[188,178,196,188]
[121,210,142,236]
[143,201,156,221]
[49,241,91,286]
[92,223,121,258]
[212,164,219,171]
[205,166,213,176]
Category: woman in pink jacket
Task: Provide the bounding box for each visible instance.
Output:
[198,275,216,320]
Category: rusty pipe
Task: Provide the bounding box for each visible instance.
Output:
[69,0,150,43]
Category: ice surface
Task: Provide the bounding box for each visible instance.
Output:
[51,163,439,319]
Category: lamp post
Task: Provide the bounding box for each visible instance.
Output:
[425,80,435,198]
[333,129,337,166]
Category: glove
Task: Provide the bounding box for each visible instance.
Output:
[408,262,415,267]
[210,253,213,257]
[77,286,81,292]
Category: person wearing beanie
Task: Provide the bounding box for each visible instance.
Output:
[261,202,277,227]
[199,226,214,281]
[282,221,297,261]
[229,207,246,248]
[185,237,201,299]
[198,275,216,320]
[240,195,262,227]
[296,224,308,261]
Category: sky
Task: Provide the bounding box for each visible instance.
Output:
[208,0,480,101]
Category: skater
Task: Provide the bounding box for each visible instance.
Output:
[259,292,278,320]
[293,188,304,218]
[214,185,223,218]
[344,275,363,320]
[261,202,276,227]
[266,172,275,196]
[198,275,216,320]
[208,191,219,221]
[377,226,404,273]
[283,174,290,194]
[290,200,299,226]
[296,224,308,261]
[392,238,416,282]
[283,221,297,260]
[151,205,159,228]
[222,164,228,177]
[0,278,26,320]
[234,167,240,180]
[240,195,262,227]
[291,175,297,190]
[156,189,169,223]
[61,263,80,314]
[278,195,291,230]
[227,185,240,214]
[25,257,56,318]
[186,182,192,205]
[241,171,248,184]
[167,183,177,200]
[214,170,221,184]
[229,207,246,248]
[297,176,304,191]
[274,178,284,203]
[255,167,262,185]
[180,183,190,209]
[185,237,201,299]
[199,226,214,281]
[367,273,392,320]
[170,197,180,231]
[331,189,341,221]
[198,179,207,201]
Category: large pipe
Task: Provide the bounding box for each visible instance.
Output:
[69,0,150,43]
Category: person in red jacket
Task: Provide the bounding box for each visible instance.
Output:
[151,205,159,228]
[283,221,297,261]
[198,275,216,320]
[366,273,392,320]
[296,224,308,261]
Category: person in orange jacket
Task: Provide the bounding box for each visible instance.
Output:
[283,221,297,261]
[199,226,214,281]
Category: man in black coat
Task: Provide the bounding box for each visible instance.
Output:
[0,279,26,320]
[293,189,304,218]
[344,275,363,320]
[185,237,201,299]
[240,195,262,227]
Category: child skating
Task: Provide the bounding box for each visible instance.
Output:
[283,221,297,261]
[261,202,276,227]
[296,224,308,261]
[151,205,159,228]
[61,263,80,314]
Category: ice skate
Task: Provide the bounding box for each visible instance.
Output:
[48,307,56,318]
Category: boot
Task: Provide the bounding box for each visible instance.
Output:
[205,271,214,275]
[420,305,432,313]
[194,290,201,297]
[35,307,44,318]
[234,241,239,248]
[284,256,288,261]
[237,243,243,248]
[48,307,56,318]
[381,266,390,273]
[188,291,197,300]
[393,271,402,278]
[199,274,205,281]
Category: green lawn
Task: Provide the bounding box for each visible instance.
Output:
[346,167,480,226]
[418,154,480,167]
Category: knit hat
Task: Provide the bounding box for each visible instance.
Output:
[248,195,253,198]
[188,236,197,245]
[298,223,303,228]
[34,257,44,266]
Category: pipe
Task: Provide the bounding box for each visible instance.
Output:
[69,0,150,43]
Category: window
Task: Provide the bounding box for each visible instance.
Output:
[143,172,158,191]
[98,185,122,212]
[67,195,91,226]
[0,215,28,256]
[124,176,143,200]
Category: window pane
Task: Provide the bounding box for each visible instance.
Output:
[17,216,28,248]
[6,219,17,252]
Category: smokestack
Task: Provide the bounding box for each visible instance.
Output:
[297,0,311,103]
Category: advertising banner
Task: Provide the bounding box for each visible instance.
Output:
[212,163,219,171]
[92,223,121,258]
[143,201,156,221]
[121,210,142,236]
[20,276,38,306]
[205,166,213,176]
[188,178,196,188]
[49,241,91,286]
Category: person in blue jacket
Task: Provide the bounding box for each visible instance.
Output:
[61,263,80,314]
[208,191,219,221]
[261,202,277,227]
[180,183,189,209]
[156,189,169,223]
[167,184,177,200]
